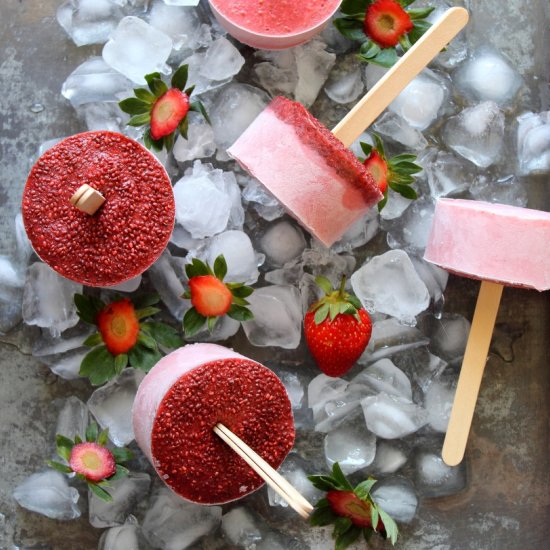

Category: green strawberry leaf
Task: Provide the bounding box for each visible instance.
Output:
[331,463,354,491]
[308,474,340,492]
[133,294,160,309]
[309,504,339,526]
[80,345,116,386]
[335,525,361,550]
[314,303,330,324]
[230,285,254,299]
[377,190,389,211]
[183,307,207,337]
[86,422,98,442]
[119,97,151,115]
[184,84,196,97]
[128,113,152,127]
[378,507,399,544]
[114,353,128,375]
[128,342,162,372]
[140,322,182,349]
[390,182,418,199]
[185,258,212,279]
[340,0,369,16]
[89,482,113,502]
[360,141,373,157]
[227,304,254,322]
[74,294,104,325]
[334,17,367,42]
[231,295,250,307]
[354,479,377,501]
[213,255,227,281]
[329,302,341,322]
[55,434,75,461]
[135,306,161,320]
[189,100,211,125]
[178,117,189,140]
[171,64,188,91]
[408,6,435,19]
[362,46,398,68]
[333,517,353,539]
[47,459,72,474]
[408,19,431,45]
[133,87,157,103]
[97,428,109,447]
[163,131,175,152]
[148,77,168,98]
[207,315,219,332]
[315,275,333,295]
[111,447,134,463]
[370,505,379,532]
[108,464,129,482]
[83,332,103,347]
[359,39,381,59]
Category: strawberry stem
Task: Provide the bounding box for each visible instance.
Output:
[338,275,347,298]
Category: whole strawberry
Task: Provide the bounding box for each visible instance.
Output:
[305,275,372,377]
[309,463,399,548]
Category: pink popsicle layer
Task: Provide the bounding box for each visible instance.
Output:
[228,96,382,247]
[424,199,550,291]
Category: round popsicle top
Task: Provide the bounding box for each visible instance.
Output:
[424,198,550,291]
[132,343,295,504]
[22,131,175,287]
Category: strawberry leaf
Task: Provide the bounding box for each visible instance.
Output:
[360,141,373,157]
[377,190,389,211]
[112,447,134,463]
[390,182,418,199]
[83,332,102,347]
[184,85,196,97]
[128,342,162,372]
[227,304,254,322]
[89,482,113,502]
[108,464,129,482]
[163,131,175,152]
[207,315,218,332]
[334,17,367,42]
[47,459,72,474]
[213,254,227,281]
[335,525,361,550]
[97,428,109,447]
[329,302,341,322]
[114,353,128,374]
[134,87,157,103]
[408,6,435,19]
[74,294,104,324]
[378,507,399,544]
[231,295,250,307]
[171,64,189,91]
[135,306,161,320]
[315,275,333,295]
[314,303,330,324]
[86,422,99,443]
[55,434,74,461]
[354,479,377,501]
[140,322,181,349]
[340,0,369,16]
[133,294,160,309]
[148,77,168,98]
[119,97,151,115]
[189,100,211,125]
[310,504,339,526]
[331,463,354,491]
[230,285,254,299]
[308,474,340,492]
[183,307,207,337]
[80,345,117,386]
[178,117,189,140]
[370,506,379,532]
[185,258,211,279]
[128,113,152,127]
[333,517,353,539]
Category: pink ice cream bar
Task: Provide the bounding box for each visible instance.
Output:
[132,343,295,504]
[424,198,550,291]
[228,96,382,247]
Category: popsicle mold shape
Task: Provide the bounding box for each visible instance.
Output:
[132,343,295,504]
[22,131,174,287]
[424,199,550,466]
[228,96,383,247]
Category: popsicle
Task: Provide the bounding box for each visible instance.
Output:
[132,343,296,505]
[424,198,550,465]
[22,131,174,286]
[228,7,469,247]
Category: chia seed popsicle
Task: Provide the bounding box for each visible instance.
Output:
[132,343,295,504]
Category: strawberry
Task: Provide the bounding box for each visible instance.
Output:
[119,64,209,152]
[69,442,116,482]
[360,134,421,211]
[150,88,190,140]
[365,0,413,48]
[309,462,399,548]
[96,298,139,355]
[304,275,372,377]
[48,422,134,502]
[334,1,435,68]
[183,255,254,337]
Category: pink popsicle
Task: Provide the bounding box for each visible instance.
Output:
[424,199,550,465]
[132,343,295,504]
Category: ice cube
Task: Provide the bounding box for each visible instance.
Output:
[57,0,123,46]
[147,250,188,321]
[103,17,172,84]
[243,285,302,349]
[277,371,305,410]
[15,212,34,267]
[142,488,222,550]
[201,36,245,81]
[87,368,145,446]
[516,111,550,175]
[372,111,428,151]
[148,1,202,50]
[324,422,376,474]
[221,507,262,548]
[32,324,94,357]
[78,101,129,132]
[191,314,240,343]
[55,396,88,441]
[106,274,142,293]
[324,54,364,104]
[454,47,522,105]
[379,190,413,221]
[385,196,435,254]
[241,174,286,221]
[414,448,467,498]
[61,57,134,107]
[362,318,429,363]
[364,63,387,89]
[425,313,471,364]
[442,101,505,168]
[394,348,448,394]
[260,221,307,268]
[424,373,457,433]
[361,393,428,439]
[209,83,270,152]
[331,209,379,253]
[351,250,430,325]
[389,70,449,130]
[410,256,449,307]
[197,230,260,284]
[22,262,81,337]
[368,440,409,475]
[371,477,418,523]
[89,473,151,527]
[267,454,322,508]
[162,0,201,5]
[13,470,80,521]
[172,120,216,162]
[173,161,242,239]
[419,149,473,198]
[470,174,528,207]
[98,519,153,550]
[41,348,88,380]
[426,4,467,69]
[351,359,412,400]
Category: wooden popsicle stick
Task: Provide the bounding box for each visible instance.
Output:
[441,280,504,466]
[70,184,105,215]
[333,7,469,147]
[213,423,313,519]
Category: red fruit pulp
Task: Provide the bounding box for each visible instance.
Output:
[150,89,190,140]
[150,358,295,504]
[189,275,233,317]
[22,131,174,286]
[365,0,414,48]
[69,442,116,481]
[97,298,140,355]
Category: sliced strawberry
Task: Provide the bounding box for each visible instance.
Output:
[150,88,190,140]
[189,275,233,317]
[365,0,414,48]
[363,149,389,194]
[327,490,379,528]
[69,442,116,482]
[97,298,139,355]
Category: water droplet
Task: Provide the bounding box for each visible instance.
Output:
[30,103,44,113]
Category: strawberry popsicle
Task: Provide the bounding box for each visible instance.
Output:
[228,8,469,247]
[132,343,295,504]
[424,198,550,465]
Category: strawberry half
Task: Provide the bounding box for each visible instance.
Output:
[304,275,372,378]
[69,442,116,482]
[183,255,254,337]
[363,149,389,194]
[150,88,190,140]
[309,462,399,548]
[365,0,414,48]
[96,298,139,356]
